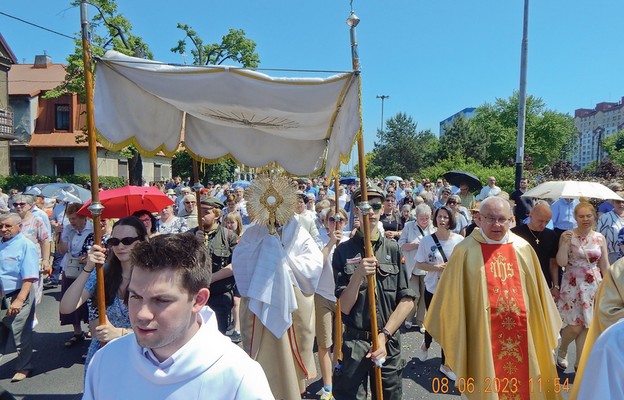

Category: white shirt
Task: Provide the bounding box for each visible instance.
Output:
[84,307,274,400]
[397,221,436,276]
[477,185,501,201]
[415,233,464,293]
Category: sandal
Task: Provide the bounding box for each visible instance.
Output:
[64,332,85,347]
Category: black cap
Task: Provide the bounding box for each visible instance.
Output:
[351,186,386,203]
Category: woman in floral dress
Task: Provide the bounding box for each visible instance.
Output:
[554,201,609,371]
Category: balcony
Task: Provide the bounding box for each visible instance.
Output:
[0,109,13,136]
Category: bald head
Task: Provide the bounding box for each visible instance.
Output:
[528,202,552,232]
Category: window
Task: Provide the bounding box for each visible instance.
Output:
[118,160,128,179]
[154,164,161,182]
[11,158,33,175]
[55,104,70,130]
[53,158,74,176]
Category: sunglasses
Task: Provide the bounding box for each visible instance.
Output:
[13,203,26,207]
[328,216,345,223]
[107,236,141,247]
[184,201,196,204]
[447,201,457,205]
[370,203,383,211]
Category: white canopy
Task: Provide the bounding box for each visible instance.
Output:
[93,51,361,176]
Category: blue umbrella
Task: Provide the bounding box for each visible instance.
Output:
[231,180,251,189]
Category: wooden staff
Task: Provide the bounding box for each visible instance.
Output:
[333,175,343,367]
[348,8,384,397]
[80,0,105,325]
[193,158,202,228]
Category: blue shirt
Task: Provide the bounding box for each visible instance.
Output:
[0,233,40,293]
[550,198,580,231]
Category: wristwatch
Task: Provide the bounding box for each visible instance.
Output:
[380,328,392,341]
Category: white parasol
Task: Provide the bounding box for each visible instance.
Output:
[93,51,361,177]
[521,181,624,201]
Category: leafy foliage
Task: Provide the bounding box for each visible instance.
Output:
[170,25,260,182]
[602,129,624,166]
[44,0,153,102]
[470,92,577,168]
[0,175,125,192]
[171,25,260,68]
[172,152,237,185]
[369,113,439,178]
[438,114,489,162]
[43,0,154,185]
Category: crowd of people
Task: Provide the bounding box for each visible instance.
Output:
[0,173,624,399]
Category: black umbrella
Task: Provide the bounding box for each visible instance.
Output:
[339,176,358,185]
[442,171,482,192]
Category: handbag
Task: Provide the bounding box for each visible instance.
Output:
[64,257,84,279]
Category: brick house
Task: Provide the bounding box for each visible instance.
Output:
[8,54,172,182]
[0,33,18,176]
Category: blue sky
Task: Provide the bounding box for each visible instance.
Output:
[2,1,624,171]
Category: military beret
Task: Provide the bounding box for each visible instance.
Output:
[199,196,224,208]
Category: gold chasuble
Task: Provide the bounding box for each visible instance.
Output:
[568,258,624,400]
[425,230,562,400]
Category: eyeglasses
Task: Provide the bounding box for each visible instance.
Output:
[481,216,511,225]
[0,223,15,229]
[139,217,151,223]
[184,201,196,204]
[13,203,26,207]
[107,236,141,246]
[328,216,345,223]
[370,203,383,211]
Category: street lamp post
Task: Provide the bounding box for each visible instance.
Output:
[515,0,529,190]
[376,95,389,132]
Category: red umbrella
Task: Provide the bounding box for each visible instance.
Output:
[77,186,174,218]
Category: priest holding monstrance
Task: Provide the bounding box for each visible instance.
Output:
[232,177,323,400]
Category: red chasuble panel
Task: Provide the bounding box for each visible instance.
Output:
[481,243,530,400]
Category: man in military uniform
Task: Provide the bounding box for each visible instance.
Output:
[193,196,238,334]
[333,186,416,400]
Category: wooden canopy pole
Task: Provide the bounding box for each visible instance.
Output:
[333,176,343,367]
[80,0,105,325]
[193,159,202,228]
[347,8,384,398]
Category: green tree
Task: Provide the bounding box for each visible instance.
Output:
[370,112,439,178]
[172,151,237,184]
[354,151,383,180]
[470,92,577,168]
[171,25,260,68]
[439,114,489,162]
[602,129,624,166]
[45,0,153,185]
[169,26,261,182]
[45,0,152,102]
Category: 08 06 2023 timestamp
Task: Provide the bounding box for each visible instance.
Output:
[432,377,519,394]
[432,376,571,394]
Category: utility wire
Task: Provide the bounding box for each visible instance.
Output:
[0,11,76,40]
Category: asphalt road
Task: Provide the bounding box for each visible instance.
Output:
[0,285,577,399]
